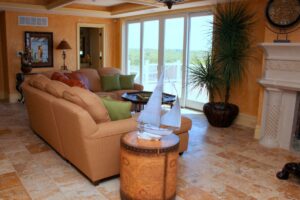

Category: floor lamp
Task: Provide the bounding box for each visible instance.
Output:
[56,40,71,70]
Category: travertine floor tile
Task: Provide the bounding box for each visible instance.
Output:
[1,103,300,199]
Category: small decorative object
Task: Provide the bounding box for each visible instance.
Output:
[266,0,300,42]
[277,162,300,180]
[56,39,72,70]
[25,32,53,68]
[156,0,184,9]
[19,48,32,74]
[137,73,181,140]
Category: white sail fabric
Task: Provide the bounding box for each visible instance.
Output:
[161,96,181,128]
[137,73,164,127]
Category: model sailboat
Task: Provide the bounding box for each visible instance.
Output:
[137,73,181,140]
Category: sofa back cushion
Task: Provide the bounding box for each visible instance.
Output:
[45,80,70,98]
[98,67,121,76]
[63,87,110,123]
[30,75,51,91]
[77,68,101,92]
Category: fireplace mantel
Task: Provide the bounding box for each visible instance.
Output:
[259,43,300,150]
[259,43,300,61]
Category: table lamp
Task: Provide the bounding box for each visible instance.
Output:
[56,40,71,70]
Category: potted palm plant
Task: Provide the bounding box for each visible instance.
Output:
[189,1,256,127]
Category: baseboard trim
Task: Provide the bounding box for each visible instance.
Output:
[234,113,257,129]
[254,125,261,139]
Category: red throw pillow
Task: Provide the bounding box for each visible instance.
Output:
[51,72,86,89]
[64,72,89,89]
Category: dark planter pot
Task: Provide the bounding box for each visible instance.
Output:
[203,102,239,128]
[21,65,32,74]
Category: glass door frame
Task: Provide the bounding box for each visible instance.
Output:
[184,11,213,110]
[124,11,213,111]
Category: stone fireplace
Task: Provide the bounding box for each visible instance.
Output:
[259,43,300,150]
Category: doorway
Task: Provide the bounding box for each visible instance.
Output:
[77,24,105,69]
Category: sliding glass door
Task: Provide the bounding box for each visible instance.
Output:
[143,20,159,91]
[125,12,213,110]
[186,14,214,109]
[163,17,184,98]
[127,23,141,83]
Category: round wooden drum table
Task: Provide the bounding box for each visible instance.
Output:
[120,131,180,200]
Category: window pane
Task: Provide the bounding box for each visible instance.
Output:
[143,20,159,91]
[187,15,213,103]
[127,23,141,82]
[164,17,184,97]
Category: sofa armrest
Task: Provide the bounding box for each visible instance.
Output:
[88,117,138,139]
[133,83,144,91]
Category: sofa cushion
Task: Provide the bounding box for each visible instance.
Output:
[98,67,121,76]
[77,68,101,92]
[45,80,70,98]
[63,87,110,123]
[94,92,118,100]
[101,97,132,121]
[64,72,89,89]
[119,74,135,90]
[31,75,51,91]
[101,74,121,92]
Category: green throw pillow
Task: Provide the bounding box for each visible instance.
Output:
[100,97,132,121]
[119,74,136,89]
[101,74,121,92]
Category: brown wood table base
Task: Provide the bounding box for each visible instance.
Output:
[120,131,179,200]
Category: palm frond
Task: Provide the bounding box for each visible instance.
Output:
[188,54,223,102]
[212,0,256,103]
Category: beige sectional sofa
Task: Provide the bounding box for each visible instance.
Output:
[22,68,192,183]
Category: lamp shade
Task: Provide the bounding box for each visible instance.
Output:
[56,40,71,50]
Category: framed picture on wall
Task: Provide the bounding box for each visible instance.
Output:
[25,31,53,68]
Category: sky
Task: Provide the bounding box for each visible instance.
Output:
[128,15,213,51]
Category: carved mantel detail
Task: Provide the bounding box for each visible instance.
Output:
[259,43,300,150]
[265,60,300,72]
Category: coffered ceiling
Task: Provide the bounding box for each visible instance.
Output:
[0,0,219,18]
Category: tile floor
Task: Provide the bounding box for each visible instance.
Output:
[0,103,300,199]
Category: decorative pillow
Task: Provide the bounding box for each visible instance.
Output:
[100,97,132,121]
[101,74,121,92]
[64,72,89,89]
[63,87,110,123]
[119,74,136,90]
[45,80,70,98]
[31,75,51,91]
[51,72,86,89]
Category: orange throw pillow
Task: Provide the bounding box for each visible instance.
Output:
[51,72,86,89]
[64,72,89,89]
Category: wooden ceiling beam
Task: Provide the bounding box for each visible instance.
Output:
[110,3,155,15]
[122,0,163,7]
[46,0,76,10]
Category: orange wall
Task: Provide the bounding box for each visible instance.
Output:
[2,11,121,101]
[229,0,267,117]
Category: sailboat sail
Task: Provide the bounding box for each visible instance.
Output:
[161,96,181,128]
[137,73,164,127]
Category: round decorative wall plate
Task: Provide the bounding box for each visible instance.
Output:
[266,0,300,28]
